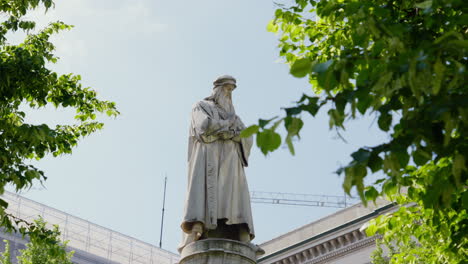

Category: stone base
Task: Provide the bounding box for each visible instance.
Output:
[179,239,263,264]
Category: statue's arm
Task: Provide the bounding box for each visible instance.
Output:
[192,104,235,142]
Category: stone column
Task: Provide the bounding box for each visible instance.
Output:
[179,239,263,264]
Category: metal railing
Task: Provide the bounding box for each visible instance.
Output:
[250,191,360,208]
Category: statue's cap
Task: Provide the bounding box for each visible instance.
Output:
[213,75,237,88]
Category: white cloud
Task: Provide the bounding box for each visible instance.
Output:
[21,0,168,71]
[38,0,170,35]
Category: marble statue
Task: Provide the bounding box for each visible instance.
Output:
[178,75,255,253]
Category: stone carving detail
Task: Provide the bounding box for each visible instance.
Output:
[269,229,374,264]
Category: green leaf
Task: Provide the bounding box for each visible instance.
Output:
[462,191,468,210]
[259,117,277,128]
[290,58,313,78]
[351,148,371,163]
[382,180,397,198]
[266,20,279,33]
[452,153,466,188]
[317,66,338,91]
[285,136,295,155]
[299,96,320,116]
[448,40,468,48]
[415,0,432,9]
[395,150,410,168]
[364,186,379,202]
[274,8,282,18]
[297,94,317,104]
[343,164,367,195]
[0,199,8,209]
[285,107,302,116]
[343,167,354,195]
[256,129,282,155]
[328,108,345,129]
[354,165,367,201]
[383,154,401,174]
[271,119,283,130]
[408,186,417,200]
[372,72,393,92]
[363,220,377,236]
[240,125,259,138]
[412,149,431,166]
[335,93,347,114]
[378,112,392,131]
[432,58,445,95]
[312,60,333,73]
[284,116,304,136]
[368,154,383,173]
[357,94,372,115]
[335,166,345,175]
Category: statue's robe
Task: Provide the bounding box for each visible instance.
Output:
[179,99,254,251]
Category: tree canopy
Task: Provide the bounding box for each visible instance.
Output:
[0,0,119,236]
[242,0,467,262]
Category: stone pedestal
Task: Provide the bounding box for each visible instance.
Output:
[179,239,263,264]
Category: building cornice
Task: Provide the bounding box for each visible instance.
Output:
[305,235,376,264]
[258,203,395,263]
[263,228,376,264]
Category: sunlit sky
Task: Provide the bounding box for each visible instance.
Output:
[9,0,387,253]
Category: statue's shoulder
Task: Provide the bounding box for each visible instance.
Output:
[193,100,215,112]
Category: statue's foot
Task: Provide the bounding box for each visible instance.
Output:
[190,222,203,241]
[178,222,204,253]
[194,230,202,240]
[186,232,201,244]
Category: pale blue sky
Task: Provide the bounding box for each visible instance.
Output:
[11,0,387,253]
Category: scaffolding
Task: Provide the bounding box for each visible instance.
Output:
[250,191,360,208]
[1,191,179,264]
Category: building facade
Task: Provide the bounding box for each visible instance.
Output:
[258,200,395,264]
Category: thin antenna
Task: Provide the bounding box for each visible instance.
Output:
[159,176,167,248]
[344,191,347,208]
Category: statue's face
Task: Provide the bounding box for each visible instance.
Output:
[223,83,236,92]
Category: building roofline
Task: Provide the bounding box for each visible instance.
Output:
[258,202,396,262]
[2,191,179,257]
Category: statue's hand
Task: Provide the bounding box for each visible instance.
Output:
[227,116,244,130]
[232,130,242,142]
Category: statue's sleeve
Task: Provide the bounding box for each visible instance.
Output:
[231,117,253,167]
[191,102,232,143]
[239,135,253,167]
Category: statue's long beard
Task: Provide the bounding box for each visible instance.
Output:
[216,95,235,115]
[209,87,235,116]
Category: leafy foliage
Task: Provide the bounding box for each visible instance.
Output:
[0,240,13,264]
[0,0,119,236]
[246,0,468,262]
[1,218,74,264]
[366,159,467,263]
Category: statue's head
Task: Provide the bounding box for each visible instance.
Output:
[207,75,237,114]
[213,75,236,92]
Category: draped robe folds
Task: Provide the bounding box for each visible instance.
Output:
[179,99,254,250]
